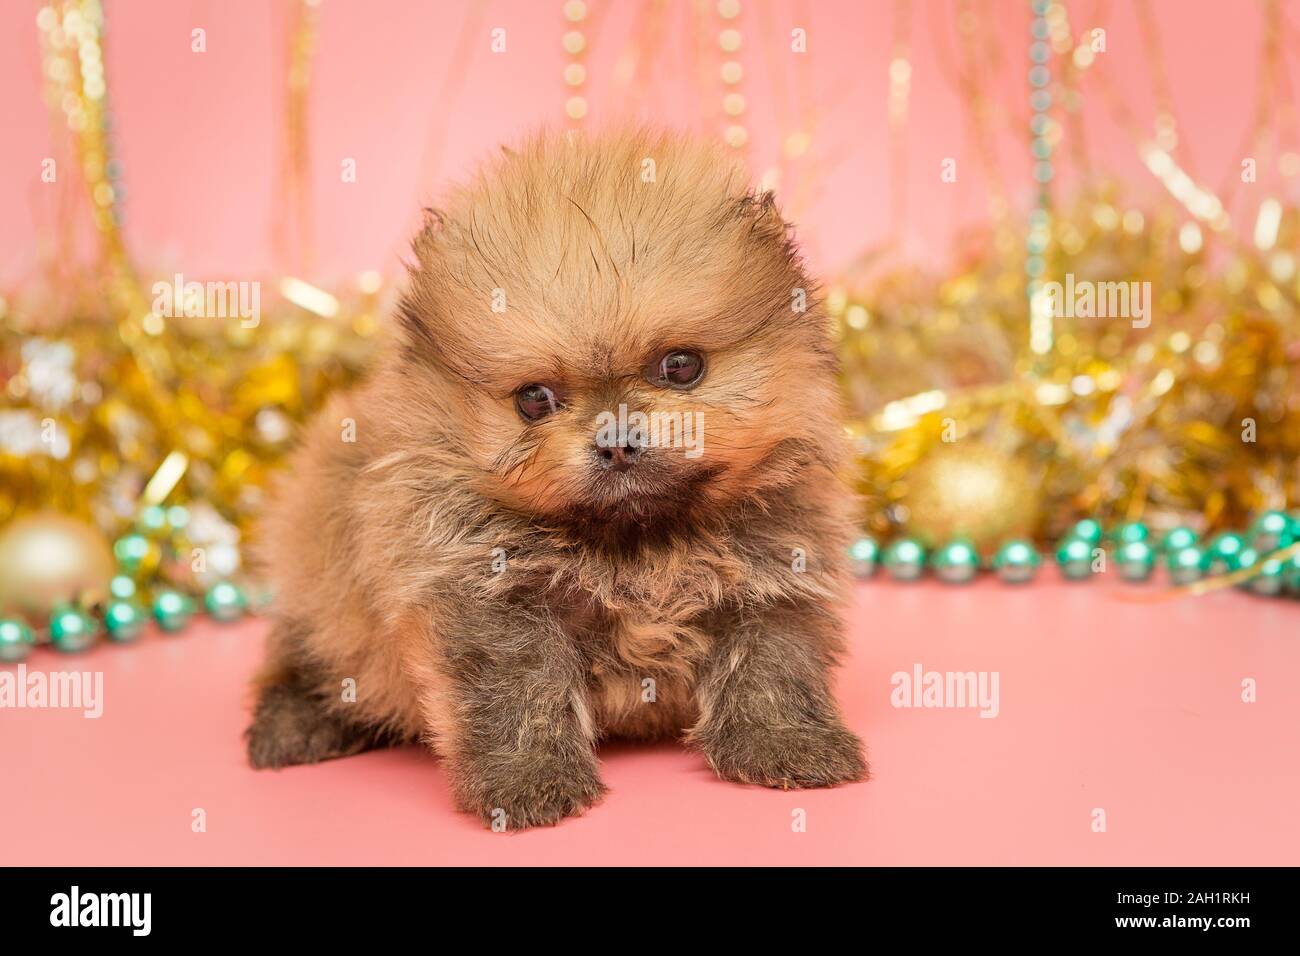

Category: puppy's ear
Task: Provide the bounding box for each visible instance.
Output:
[731,189,792,250]
[396,285,439,359]
[411,206,447,268]
[399,209,450,358]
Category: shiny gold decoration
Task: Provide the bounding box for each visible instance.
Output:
[0,292,382,551]
[0,513,115,624]
[837,190,1300,545]
[888,445,1038,555]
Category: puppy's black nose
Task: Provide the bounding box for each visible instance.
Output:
[595,440,642,473]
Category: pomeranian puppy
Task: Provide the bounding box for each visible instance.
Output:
[247,129,866,828]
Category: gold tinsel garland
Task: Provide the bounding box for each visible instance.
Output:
[0,285,382,541]
[836,193,1300,553]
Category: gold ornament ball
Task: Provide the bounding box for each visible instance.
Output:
[900,446,1038,555]
[0,513,116,625]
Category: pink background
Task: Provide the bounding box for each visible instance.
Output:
[2,0,1290,292]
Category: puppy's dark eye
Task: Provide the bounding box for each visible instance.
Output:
[515,384,561,421]
[651,350,705,389]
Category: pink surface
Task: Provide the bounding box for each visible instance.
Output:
[2,579,1296,866]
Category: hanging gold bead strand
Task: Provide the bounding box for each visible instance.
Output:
[37,2,149,326]
[563,1,588,124]
[717,0,747,151]
[1026,0,1055,360]
[275,0,321,276]
[37,1,173,391]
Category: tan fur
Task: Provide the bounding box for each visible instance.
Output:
[248,128,865,827]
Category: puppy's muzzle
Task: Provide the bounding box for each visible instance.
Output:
[593,436,643,474]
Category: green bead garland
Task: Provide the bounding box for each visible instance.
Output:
[848,513,1294,596]
[0,501,264,656]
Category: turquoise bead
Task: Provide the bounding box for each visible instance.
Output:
[104,600,147,642]
[49,606,99,653]
[931,538,980,584]
[1116,540,1155,582]
[1114,522,1150,546]
[1167,545,1204,585]
[109,574,137,600]
[0,619,36,663]
[152,590,195,633]
[1056,537,1095,580]
[113,533,151,573]
[847,537,879,579]
[1233,547,1258,590]
[204,581,248,622]
[1250,511,1294,554]
[1250,558,1286,597]
[1283,555,1300,595]
[1204,533,1247,574]
[1070,519,1104,546]
[1159,526,1198,553]
[882,538,927,581]
[993,539,1041,583]
[138,505,168,533]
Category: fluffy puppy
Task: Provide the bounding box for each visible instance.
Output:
[247,129,866,828]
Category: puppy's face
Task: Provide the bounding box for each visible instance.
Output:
[399,132,840,525]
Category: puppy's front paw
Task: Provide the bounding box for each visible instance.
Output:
[457,754,607,830]
[702,720,868,789]
[246,680,375,769]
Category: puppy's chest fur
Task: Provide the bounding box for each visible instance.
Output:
[545,544,733,741]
